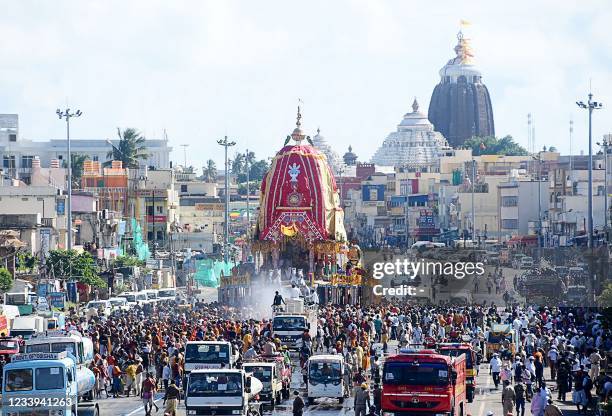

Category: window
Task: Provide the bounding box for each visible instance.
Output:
[93,155,99,161]
[146,206,154,216]
[156,206,163,214]
[8,134,16,142]
[5,369,33,391]
[147,231,154,240]
[35,367,64,390]
[156,231,164,240]
[181,185,188,192]
[58,155,63,160]
[501,196,518,207]
[502,219,518,229]
[3,155,15,168]
[21,156,33,168]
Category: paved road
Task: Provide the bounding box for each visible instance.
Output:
[99,357,583,416]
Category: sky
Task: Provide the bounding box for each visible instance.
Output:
[2,0,612,169]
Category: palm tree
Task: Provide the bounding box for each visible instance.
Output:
[231,152,245,175]
[105,128,149,168]
[203,159,217,182]
[63,153,88,188]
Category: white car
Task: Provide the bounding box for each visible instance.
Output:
[157,287,176,300]
[116,292,139,308]
[108,297,130,311]
[140,290,159,304]
[85,300,112,317]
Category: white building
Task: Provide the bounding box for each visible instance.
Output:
[0,114,172,184]
[371,99,450,169]
[312,128,342,175]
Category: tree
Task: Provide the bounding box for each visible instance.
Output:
[0,268,13,292]
[62,153,88,188]
[231,152,245,176]
[463,135,529,156]
[105,127,149,168]
[249,159,269,181]
[598,282,612,308]
[111,255,145,268]
[46,250,107,287]
[202,159,217,182]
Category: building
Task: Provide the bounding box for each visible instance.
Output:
[134,169,180,250]
[497,178,550,238]
[0,114,172,184]
[81,160,129,215]
[428,31,495,148]
[343,146,358,166]
[371,99,450,169]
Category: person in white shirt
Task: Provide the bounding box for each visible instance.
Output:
[162,361,171,390]
[290,284,301,299]
[490,353,502,389]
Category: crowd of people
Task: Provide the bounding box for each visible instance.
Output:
[61,290,611,416]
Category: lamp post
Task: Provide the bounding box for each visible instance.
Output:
[597,135,611,237]
[56,108,82,251]
[217,136,236,263]
[576,94,603,248]
[532,151,543,261]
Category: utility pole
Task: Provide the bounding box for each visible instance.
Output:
[56,108,82,251]
[217,136,236,263]
[471,158,476,244]
[576,93,603,248]
[180,144,189,168]
[246,148,250,240]
[598,135,611,236]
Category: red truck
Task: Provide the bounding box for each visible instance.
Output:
[437,343,477,403]
[381,349,467,416]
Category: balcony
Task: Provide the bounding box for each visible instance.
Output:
[41,217,55,228]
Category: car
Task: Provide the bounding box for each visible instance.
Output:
[85,300,112,317]
[140,290,159,304]
[520,256,534,269]
[108,297,130,311]
[116,292,139,308]
[157,287,177,300]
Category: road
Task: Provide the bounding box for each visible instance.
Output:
[99,355,582,416]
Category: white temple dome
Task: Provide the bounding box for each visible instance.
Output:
[312,128,342,175]
[371,98,450,169]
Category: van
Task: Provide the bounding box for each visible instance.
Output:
[141,289,159,304]
[108,297,130,311]
[117,292,138,308]
[520,257,534,269]
[157,287,177,300]
[85,300,112,317]
[307,355,347,404]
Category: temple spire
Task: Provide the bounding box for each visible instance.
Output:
[412,97,419,113]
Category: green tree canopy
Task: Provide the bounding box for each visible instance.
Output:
[105,127,149,168]
[0,268,13,292]
[111,255,145,268]
[202,159,217,182]
[463,135,529,156]
[46,250,107,287]
[62,153,88,188]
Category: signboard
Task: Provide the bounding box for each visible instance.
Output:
[12,352,67,362]
[195,203,224,211]
[56,200,65,215]
[48,292,66,309]
[146,215,167,223]
[418,209,435,228]
[137,189,167,197]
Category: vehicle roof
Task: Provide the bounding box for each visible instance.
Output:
[243,362,275,367]
[5,357,73,370]
[186,340,230,345]
[26,335,79,344]
[387,351,451,364]
[308,354,344,362]
[190,368,242,374]
[438,343,472,350]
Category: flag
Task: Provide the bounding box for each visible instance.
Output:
[460,19,472,27]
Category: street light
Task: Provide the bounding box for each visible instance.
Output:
[56,108,82,251]
[217,136,236,263]
[597,135,611,236]
[576,93,603,248]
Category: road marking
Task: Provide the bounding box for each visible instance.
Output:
[478,365,491,416]
[123,393,164,416]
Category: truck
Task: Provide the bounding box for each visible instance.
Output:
[0,337,20,362]
[381,349,467,416]
[9,315,45,339]
[24,330,95,368]
[272,298,317,349]
[184,341,240,377]
[306,354,347,405]
[2,351,99,415]
[485,324,517,361]
[4,291,34,316]
[185,368,263,416]
[437,343,477,402]
[243,355,291,408]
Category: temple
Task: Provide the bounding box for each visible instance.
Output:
[428,30,495,148]
[371,98,450,169]
[312,128,342,175]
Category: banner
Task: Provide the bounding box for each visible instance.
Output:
[48,292,66,309]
